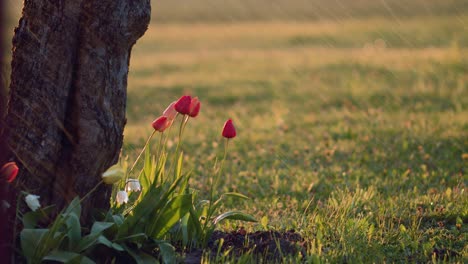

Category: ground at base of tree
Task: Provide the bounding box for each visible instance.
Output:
[182,229,306,263]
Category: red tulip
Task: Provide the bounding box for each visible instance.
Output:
[1,162,19,183]
[174,95,191,115]
[152,116,170,132]
[222,119,236,139]
[188,97,201,117]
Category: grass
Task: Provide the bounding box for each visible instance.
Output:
[151,0,468,23]
[4,0,468,262]
[125,16,467,264]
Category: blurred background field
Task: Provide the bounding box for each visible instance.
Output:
[4,0,468,261]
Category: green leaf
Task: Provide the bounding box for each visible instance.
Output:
[158,241,176,264]
[223,192,250,200]
[122,244,158,264]
[97,236,124,251]
[213,211,257,225]
[75,222,114,252]
[180,214,190,246]
[20,228,48,261]
[178,171,192,195]
[149,194,192,238]
[143,143,152,184]
[112,214,125,226]
[90,222,114,235]
[64,197,81,219]
[141,143,160,193]
[65,213,81,250]
[22,205,56,228]
[188,207,203,238]
[118,185,165,238]
[43,250,93,263]
[76,233,100,253]
[79,256,96,264]
[150,155,157,185]
[174,152,184,180]
[155,152,167,184]
[113,233,147,244]
[211,197,224,214]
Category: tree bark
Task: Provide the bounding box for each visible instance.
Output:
[0,0,150,260]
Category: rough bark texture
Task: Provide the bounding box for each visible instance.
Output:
[0,0,8,261]
[0,0,150,260]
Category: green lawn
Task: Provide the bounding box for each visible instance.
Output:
[123,9,467,262]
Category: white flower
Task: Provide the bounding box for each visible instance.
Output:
[125,179,141,192]
[25,194,41,211]
[116,191,128,205]
[102,164,124,184]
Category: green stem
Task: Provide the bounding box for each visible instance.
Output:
[168,115,189,180]
[129,130,156,175]
[156,132,164,161]
[175,115,189,156]
[156,132,165,183]
[79,180,104,205]
[203,138,230,240]
[209,138,229,202]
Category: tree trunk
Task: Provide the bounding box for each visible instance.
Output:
[0,0,150,260]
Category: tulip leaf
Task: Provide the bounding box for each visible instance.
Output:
[113,233,147,244]
[178,171,192,195]
[157,241,176,264]
[90,221,114,235]
[76,233,101,252]
[22,205,56,228]
[64,197,81,219]
[97,235,124,251]
[175,152,183,179]
[20,228,48,261]
[223,192,250,200]
[74,221,115,252]
[213,211,257,225]
[65,213,81,250]
[118,185,165,238]
[122,244,158,264]
[112,214,125,226]
[43,250,95,264]
[149,193,192,238]
[142,143,153,188]
[188,206,203,239]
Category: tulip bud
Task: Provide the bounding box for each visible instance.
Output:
[222,119,236,139]
[102,164,124,184]
[116,191,129,205]
[25,194,41,211]
[188,97,201,117]
[163,101,178,120]
[174,95,191,115]
[1,162,19,183]
[152,116,170,132]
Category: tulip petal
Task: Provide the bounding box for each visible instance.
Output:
[174,95,191,115]
[222,119,236,139]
